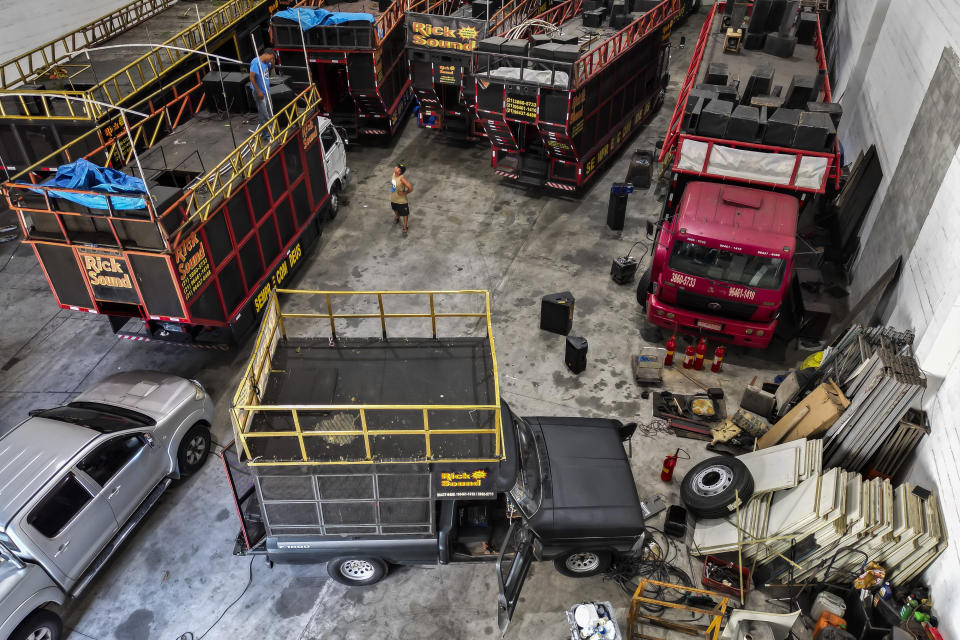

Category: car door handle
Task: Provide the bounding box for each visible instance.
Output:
[108,485,121,498]
[54,540,70,557]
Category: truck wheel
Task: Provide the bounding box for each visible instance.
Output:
[328,184,341,220]
[10,610,62,640]
[327,557,388,586]
[680,456,754,519]
[177,423,211,476]
[636,268,652,309]
[553,551,612,578]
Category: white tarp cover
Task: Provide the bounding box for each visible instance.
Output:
[675,139,829,190]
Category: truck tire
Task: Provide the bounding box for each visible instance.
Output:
[680,456,754,519]
[636,268,652,309]
[10,609,62,640]
[177,423,211,476]
[327,557,388,586]
[328,184,341,220]
[553,551,612,578]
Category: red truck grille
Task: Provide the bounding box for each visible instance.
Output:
[675,290,758,322]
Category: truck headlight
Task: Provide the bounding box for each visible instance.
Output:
[657,309,665,316]
[189,379,206,401]
[666,313,675,319]
[756,330,765,337]
[745,329,754,335]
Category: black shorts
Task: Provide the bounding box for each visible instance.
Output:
[391,202,410,217]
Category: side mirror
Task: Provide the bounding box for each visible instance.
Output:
[336,126,349,143]
[28,409,48,417]
[143,433,156,448]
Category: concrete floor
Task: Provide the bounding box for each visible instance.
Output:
[0,9,809,640]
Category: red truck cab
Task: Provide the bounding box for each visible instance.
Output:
[642,182,798,348]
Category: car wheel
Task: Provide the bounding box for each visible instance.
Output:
[177,423,211,476]
[328,184,341,220]
[680,456,754,519]
[11,610,62,640]
[636,268,652,308]
[553,551,612,578]
[326,557,388,586]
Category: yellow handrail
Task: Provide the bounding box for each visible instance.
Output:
[231,289,504,467]
[0,0,174,89]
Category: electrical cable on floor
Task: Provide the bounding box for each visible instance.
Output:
[603,527,704,619]
[175,555,255,640]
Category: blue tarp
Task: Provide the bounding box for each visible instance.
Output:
[273,7,374,28]
[28,158,147,210]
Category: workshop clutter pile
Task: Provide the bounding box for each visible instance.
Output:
[691,443,947,587]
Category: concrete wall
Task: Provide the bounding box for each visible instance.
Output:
[831,1,960,632]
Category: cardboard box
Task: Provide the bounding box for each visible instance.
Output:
[758,380,849,448]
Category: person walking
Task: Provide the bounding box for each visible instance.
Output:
[248,49,275,141]
[390,163,413,236]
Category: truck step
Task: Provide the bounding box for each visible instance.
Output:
[72,478,173,597]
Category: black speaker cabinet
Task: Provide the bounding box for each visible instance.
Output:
[626,149,652,189]
[783,74,816,109]
[583,8,605,27]
[203,70,249,113]
[796,11,817,44]
[764,33,797,58]
[795,110,835,151]
[742,64,774,105]
[607,184,629,230]
[541,292,575,334]
[727,105,760,142]
[565,336,588,374]
[705,62,729,86]
[764,107,800,146]
[611,256,639,284]
[698,99,733,138]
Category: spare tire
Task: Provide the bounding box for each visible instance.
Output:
[680,456,754,519]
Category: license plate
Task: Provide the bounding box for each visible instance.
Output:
[697,320,723,331]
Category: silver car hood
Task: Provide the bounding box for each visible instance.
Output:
[72,371,194,420]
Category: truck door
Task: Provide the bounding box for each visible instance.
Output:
[319,121,346,191]
[19,473,120,584]
[495,521,535,634]
[76,433,165,524]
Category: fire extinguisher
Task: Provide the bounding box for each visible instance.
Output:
[661,448,690,482]
[682,344,695,369]
[664,335,676,366]
[711,345,726,372]
[693,338,707,370]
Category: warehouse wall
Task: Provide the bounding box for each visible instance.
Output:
[830,1,960,631]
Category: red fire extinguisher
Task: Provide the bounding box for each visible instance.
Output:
[711,345,726,372]
[693,338,707,370]
[682,344,695,369]
[664,335,676,366]
[661,448,689,482]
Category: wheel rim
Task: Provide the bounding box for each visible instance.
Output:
[692,464,734,497]
[340,559,376,581]
[564,552,601,573]
[330,193,339,212]
[184,434,207,465]
[26,627,52,640]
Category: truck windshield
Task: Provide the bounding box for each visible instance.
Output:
[509,416,542,517]
[33,402,155,432]
[668,241,786,290]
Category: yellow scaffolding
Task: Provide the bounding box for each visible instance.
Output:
[627,579,729,640]
[0,0,272,120]
[231,289,505,467]
[0,0,175,90]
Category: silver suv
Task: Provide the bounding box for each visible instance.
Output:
[0,371,214,640]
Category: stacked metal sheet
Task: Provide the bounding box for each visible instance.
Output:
[822,346,926,471]
[692,470,947,586]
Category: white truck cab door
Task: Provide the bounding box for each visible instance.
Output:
[20,473,119,584]
[319,121,346,192]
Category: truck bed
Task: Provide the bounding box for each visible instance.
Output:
[245,337,499,462]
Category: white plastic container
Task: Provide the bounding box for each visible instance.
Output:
[810,591,846,621]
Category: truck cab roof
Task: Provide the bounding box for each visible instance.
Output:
[0,418,98,529]
[676,182,798,256]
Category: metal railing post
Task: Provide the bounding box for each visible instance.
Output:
[325,293,337,339]
[360,408,372,460]
[377,292,387,339]
[292,408,309,461]
[423,408,432,459]
[429,292,437,339]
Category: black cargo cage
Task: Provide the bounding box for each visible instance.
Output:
[231,289,506,467]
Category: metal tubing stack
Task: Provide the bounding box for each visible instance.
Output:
[823,346,926,471]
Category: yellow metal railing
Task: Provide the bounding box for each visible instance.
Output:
[231,289,504,467]
[0,0,271,121]
[0,0,174,89]
[165,84,323,240]
[94,0,270,111]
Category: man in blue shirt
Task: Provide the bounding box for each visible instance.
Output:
[248,49,275,140]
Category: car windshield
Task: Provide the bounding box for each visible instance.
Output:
[509,415,542,517]
[33,402,155,432]
[668,241,786,290]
